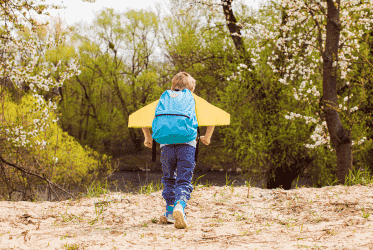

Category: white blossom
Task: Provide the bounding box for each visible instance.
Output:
[1,32,80,149]
[237,0,373,151]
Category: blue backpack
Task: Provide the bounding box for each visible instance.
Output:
[151,88,200,162]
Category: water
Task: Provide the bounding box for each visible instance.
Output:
[106,170,314,194]
[14,170,313,202]
[107,171,259,192]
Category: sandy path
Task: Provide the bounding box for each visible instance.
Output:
[1,184,373,249]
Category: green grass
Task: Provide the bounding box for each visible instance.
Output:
[138,180,164,195]
[28,166,373,248]
[87,201,106,225]
[62,243,80,250]
[135,173,215,195]
[225,172,235,187]
[293,167,373,190]
[33,165,373,203]
[84,179,110,198]
[192,174,214,188]
[151,217,158,223]
[343,167,373,187]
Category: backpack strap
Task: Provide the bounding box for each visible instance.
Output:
[152,139,156,162]
[195,127,200,163]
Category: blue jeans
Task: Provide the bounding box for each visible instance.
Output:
[161,144,196,208]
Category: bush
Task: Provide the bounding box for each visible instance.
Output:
[215,69,339,188]
[0,90,115,201]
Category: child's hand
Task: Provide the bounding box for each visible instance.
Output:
[144,138,153,148]
[200,136,210,145]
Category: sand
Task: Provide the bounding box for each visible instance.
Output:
[1,184,373,249]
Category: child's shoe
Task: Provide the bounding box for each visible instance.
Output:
[173,200,188,229]
[160,205,175,224]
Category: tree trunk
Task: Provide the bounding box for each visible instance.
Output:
[84,105,90,142]
[111,74,143,153]
[79,96,86,144]
[221,0,246,59]
[323,0,353,185]
[221,0,302,189]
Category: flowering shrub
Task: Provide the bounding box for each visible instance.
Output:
[0,90,114,190]
[0,0,116,201]
[0,34,80,149]
[227,0,373,153]
[214,0,373,186]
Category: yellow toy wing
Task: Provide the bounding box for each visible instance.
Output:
[128,99,159,128]
[192,93,230,126]
[128,93,230,128]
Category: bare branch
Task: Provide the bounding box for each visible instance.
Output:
[0,154,76,200]
[308,8,325,53]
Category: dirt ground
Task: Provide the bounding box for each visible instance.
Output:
[1,184,373,250]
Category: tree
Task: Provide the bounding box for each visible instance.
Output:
[243,0,373,185]
[61,8,163,155]
[156,0,249,171]
[0,2,80,151]
[183,0,373,188]
[346,27,373,174]
[160,0,237,98]
[0,0,116,201]
[177,0,317,188]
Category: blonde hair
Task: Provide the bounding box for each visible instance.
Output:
[171,72,196,92]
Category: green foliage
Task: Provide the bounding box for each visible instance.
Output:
[7,1,370,190]
[130,70,163,110]
[84,179,110,198]
[34,112,110,185]
[0,90,114,199]
[45,44,76,65]
[54,8,165,156]
[138,180,162,195]
[156,2,247,171]
[346,30,373,173]
[124,9,159,33]
[304,145,338,188]
[213,0,340,186]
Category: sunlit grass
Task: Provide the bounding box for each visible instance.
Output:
[84,179,110,198]
[76,166,373,200]
[26,164,373,205]
[293,167,373,190]
[33,165,373,247]
[138,180,164,195]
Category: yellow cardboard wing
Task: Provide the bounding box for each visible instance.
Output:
[128,93,230,128]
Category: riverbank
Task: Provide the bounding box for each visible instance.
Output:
[1,184,372,249]
[6,169,315,202]
[106,170,316,195]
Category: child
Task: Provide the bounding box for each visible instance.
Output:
[141,71,215,229]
